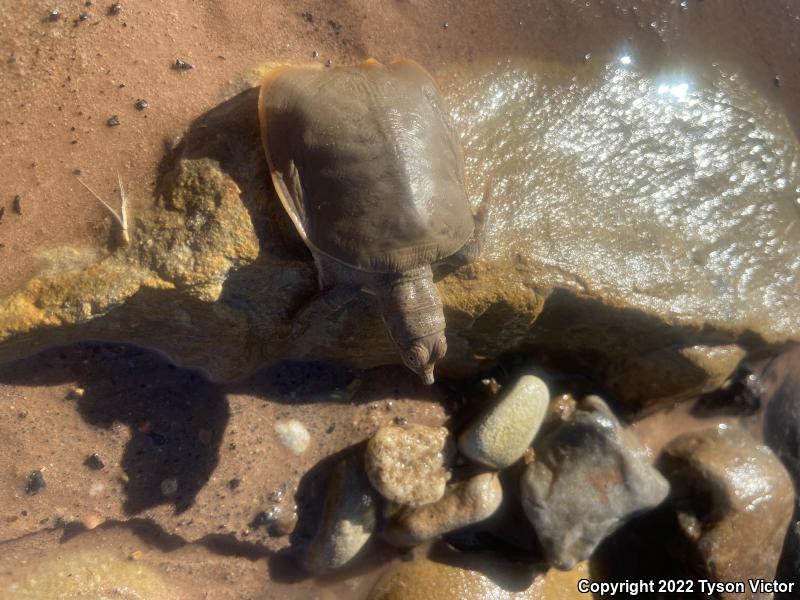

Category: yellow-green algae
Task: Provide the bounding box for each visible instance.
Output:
[5,549,170,600]
[369,548,590,600]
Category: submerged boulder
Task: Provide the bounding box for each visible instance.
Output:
[763,347,800,592]
[368,545,590,600]
[0,61,798,407]
[520,395,669,569]
[660,426,794,597]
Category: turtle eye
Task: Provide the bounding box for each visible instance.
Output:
[405,344,429,367]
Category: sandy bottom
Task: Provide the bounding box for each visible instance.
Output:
[0,343,450,598]
[0,341,784,599]
[2,0,800,598]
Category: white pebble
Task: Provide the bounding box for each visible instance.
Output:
[275,419,311,455]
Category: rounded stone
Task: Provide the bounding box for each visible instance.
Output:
[368,547,590,600]
[365,425,454,507]
[661,425,794,592]
[384,472,503,547]
[520,395,669,569]
[304,455,377,574]
[274,419,310,455]
[458,374,550,469]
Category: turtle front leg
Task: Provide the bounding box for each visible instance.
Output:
[314,254,362,309]
[288,255,361,338]
[287,285,360,339]
[320,283,360,310]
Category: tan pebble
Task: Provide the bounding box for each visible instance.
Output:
[81,513,104,530]
[523,447,535,464]
[129,550,143,561]
[365,424,454,507]
[549,393,577,422]
[384,472,503,547]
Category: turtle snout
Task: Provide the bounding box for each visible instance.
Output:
[419,335,447,385]
[402,334,447,385]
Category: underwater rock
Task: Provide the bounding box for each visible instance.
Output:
[0,523,271,600]
[304,454,377,574]
[605,344,747,411]
[1,60,799,407]
[1,546,170,599]
[365,424,454,507]
[368,546,589,600]
[520,395,669,569]
[763,346,800,591]
[764,347,800,487]
[660,426,794,598]
[384,472,502,547]
[458,374,549,469]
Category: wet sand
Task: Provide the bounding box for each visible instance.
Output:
[2,0,800,598]
[0,343,449,598]
[1,0,800,296]
[1,342,794,598]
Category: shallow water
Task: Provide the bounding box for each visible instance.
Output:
[3,56,800,600]
[441,58,800,338]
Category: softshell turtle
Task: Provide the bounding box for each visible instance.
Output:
[258,58,487,384]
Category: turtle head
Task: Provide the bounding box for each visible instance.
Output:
[401,333,447,385]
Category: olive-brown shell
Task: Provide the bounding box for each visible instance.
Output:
[258,59,474,273]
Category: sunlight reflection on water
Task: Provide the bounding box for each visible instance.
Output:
[439,57,800,336]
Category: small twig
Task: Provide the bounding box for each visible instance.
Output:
[116,173,129,239]
[77,174,130,246]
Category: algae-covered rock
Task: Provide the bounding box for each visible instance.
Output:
[1,60,799,407]
[458,374,549,469]
[137,157,261,302]
[368,547,590,600]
